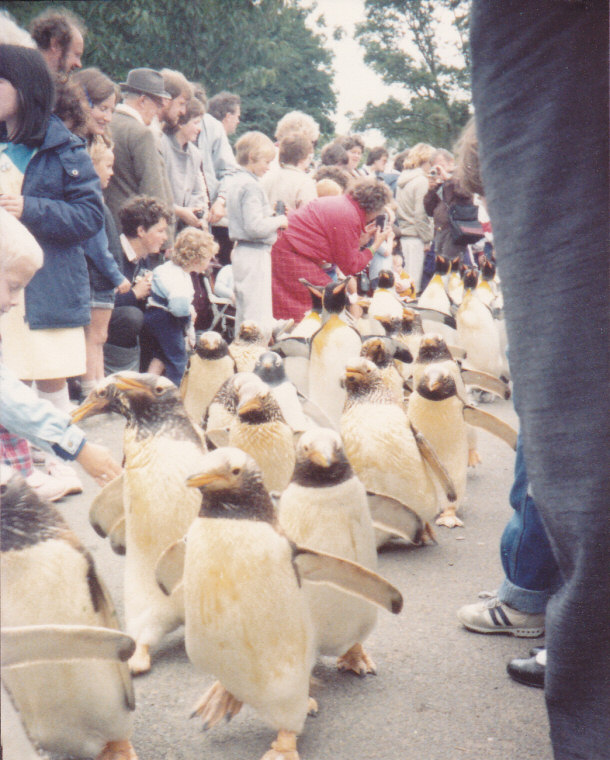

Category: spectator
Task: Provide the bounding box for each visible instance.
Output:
[103,196,172,375]
[104,68,173,234]
[159,68,192,132]
[336,134,366,177]
[274,110,320,149]
[313,164,352,192]
[271,177,391,322]
[319,141,349,168]
[366,145,399,195]
[28,8,85,78]
[52,77,89,135]
[143,227,217,386]
[261,133,316,212]
[395,142,435,293]
[72,67,117,146]
[226,131,288,337]
[208,91,241,136]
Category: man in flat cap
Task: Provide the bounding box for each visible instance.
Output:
[104,68,174,236]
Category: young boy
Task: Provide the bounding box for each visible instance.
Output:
[225,131,288,338]
[143,227,218,386]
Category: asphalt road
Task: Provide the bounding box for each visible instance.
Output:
[54,396,553,760]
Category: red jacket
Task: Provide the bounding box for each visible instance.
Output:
[271,194,372,320]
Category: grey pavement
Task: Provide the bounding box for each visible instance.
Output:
[54,397,552,760]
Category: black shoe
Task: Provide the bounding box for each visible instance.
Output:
[507,654,545,689]
[529,645,545,657]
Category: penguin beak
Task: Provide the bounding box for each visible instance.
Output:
[309,450,330,468]
[114,376,149,392]
[186,472,225,488]
[237,397,263,416]
[71,394,110,422]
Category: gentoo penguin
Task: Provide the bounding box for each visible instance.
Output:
[72,372,208,674]
[340,357,457,545]
[368,270,404,320]
[457,268,507,380]
[229,320,270,372]
[360,336,411,405]
[1,472,137,760]
[417,255,456,345]
[309,279,362,427]
[180,331,236,426]
[229,375,296,492]
[155,447,402,760]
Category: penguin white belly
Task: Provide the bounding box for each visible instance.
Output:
[341,402,437,523]
[229,419,295,492]
[1,541,132,758]
[457,294,504,377]
[369,290,403,320]
[123,432,206,644]
[278,478,377,656]
[309,319,361,426]
[184,519,314,733]
[182,356,234,425]
[271,382,312,433]
[448,274,463,306]
[419,276,455,345]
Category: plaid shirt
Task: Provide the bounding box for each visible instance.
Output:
[0,425,32,476]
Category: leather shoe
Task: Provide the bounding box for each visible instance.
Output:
[507,653,545,688]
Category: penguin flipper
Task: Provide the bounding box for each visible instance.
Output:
[296,391,338,431]
[1,625,136,667]
[155,537,187,597]
[448,344,467,361]
[366,491,425,545]
[1,681,41,760]
[460,369,511,399]
[410,423,458,502]
[109,516,126,555]
[463,406,518,450]
[179,356,191,400]
[293,547,403,614]
[89,473,125,539]
[412,307,457,330]
[270,336,310,358]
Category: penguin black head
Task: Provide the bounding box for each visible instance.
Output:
[377,270,395,290]
[293,428,353,487]
[298,279,324,314]
[195,331,230,360]
[450,256,461,273]
[254,351,286,387]
[72,373,199,441]
[361,337,394,369]
[480,259,496,282]
[322,278,350,314]
[1,472,63,551]
[416,334,453,364]
[401,307,424,335]
[187,447,275,522]
[416,365,458,402]
[235,320,266,344]
[434,256,451,276]
[342,357,388,401]
[235,377,286,425]
[462,267,479,290]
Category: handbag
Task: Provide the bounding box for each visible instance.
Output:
[440,186,485,246]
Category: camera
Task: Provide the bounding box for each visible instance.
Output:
[375,213,388,230]
[194,208,205,219]
[429,167,440,178]
[275,200,286,216]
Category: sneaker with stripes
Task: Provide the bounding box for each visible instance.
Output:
[457,591,545,638]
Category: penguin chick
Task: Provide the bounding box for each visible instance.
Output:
[72,372,208,675]
[1,473,136,760]
[180,331,235,426]
[278,428,379,676]
[229,320,269,372]
[230,376,296,492]
[360,336,410,405]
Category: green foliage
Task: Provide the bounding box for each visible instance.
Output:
[354,0,471,149]
[7,0,337,138]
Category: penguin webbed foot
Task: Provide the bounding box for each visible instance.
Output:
[468,448,482,468]
[261,730,299,760]
[421,522,437,545]
[435,508,464,529]
[128,642,151,675]
[190,680,243,731]
[307,696,319,716]
[96,740,138,760]
[336,642,377,677]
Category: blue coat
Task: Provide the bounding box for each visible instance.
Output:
[20,115,104,329]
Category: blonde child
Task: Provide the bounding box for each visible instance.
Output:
[143,227,218,385]
[225,131,288,337]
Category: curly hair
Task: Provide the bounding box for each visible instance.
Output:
[347,177,391,214]
[119,196,173,238]
[275,110,319,144]
[29,8,85,53]
[313,165,351,191]
[403,142,435,170]
[172,227,218,270]
[53,78,88,135]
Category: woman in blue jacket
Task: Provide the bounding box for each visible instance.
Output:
[0,44,104,416]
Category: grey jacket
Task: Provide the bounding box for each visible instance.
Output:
[395,167,434,244]
[197,113,239,203]
[226,168,285,245]
[160,133,207,209]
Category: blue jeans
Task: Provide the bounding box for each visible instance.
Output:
[142,307,188,387]
[498,434,561,614]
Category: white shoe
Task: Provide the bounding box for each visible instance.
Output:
[46,460,83,495]
[457,591,545,637]
[26,470,71,502]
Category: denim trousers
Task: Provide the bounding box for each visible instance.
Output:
[498,434,561,614]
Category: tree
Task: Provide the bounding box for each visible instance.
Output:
[354,0,471,149]
[6,0,337,139]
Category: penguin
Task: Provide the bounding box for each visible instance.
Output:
[360,336,411,405]
[229,320,270,372]
[368,270,404,320]
[292,279,324,339]
[0,472,137,760]
[457,268,508,381]
[72,372,208,675]
[180,331,236,426]
[277,428,379,675]
[155,447,402,760]
[203,371,254,439]
[447,256,464,306]
[340,357,457,545]
[309,279,362,427]
[229,375,296,493]
[417,255,456,345]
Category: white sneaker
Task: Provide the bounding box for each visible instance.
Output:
[26,470,71,502]
[457,591,545,637]
[46,460,83,495]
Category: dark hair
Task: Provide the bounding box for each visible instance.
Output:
[72,68,116,106]
[178,97,205,125]
[313,165,351,191]
[29,8,85,53]
[279,133,312,166]
[393,149,409,172]
[0,45,54,146]
[347,177,391,214]
[320,142,349,166]
[366,146,388,166]
[54,78,88,135]
[338,134,365,152]
[207,91,241,122]
[119,196,173,237]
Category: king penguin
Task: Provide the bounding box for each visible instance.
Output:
[180,331,236,426]
[1,472,137,760]
[72,372,208,675]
